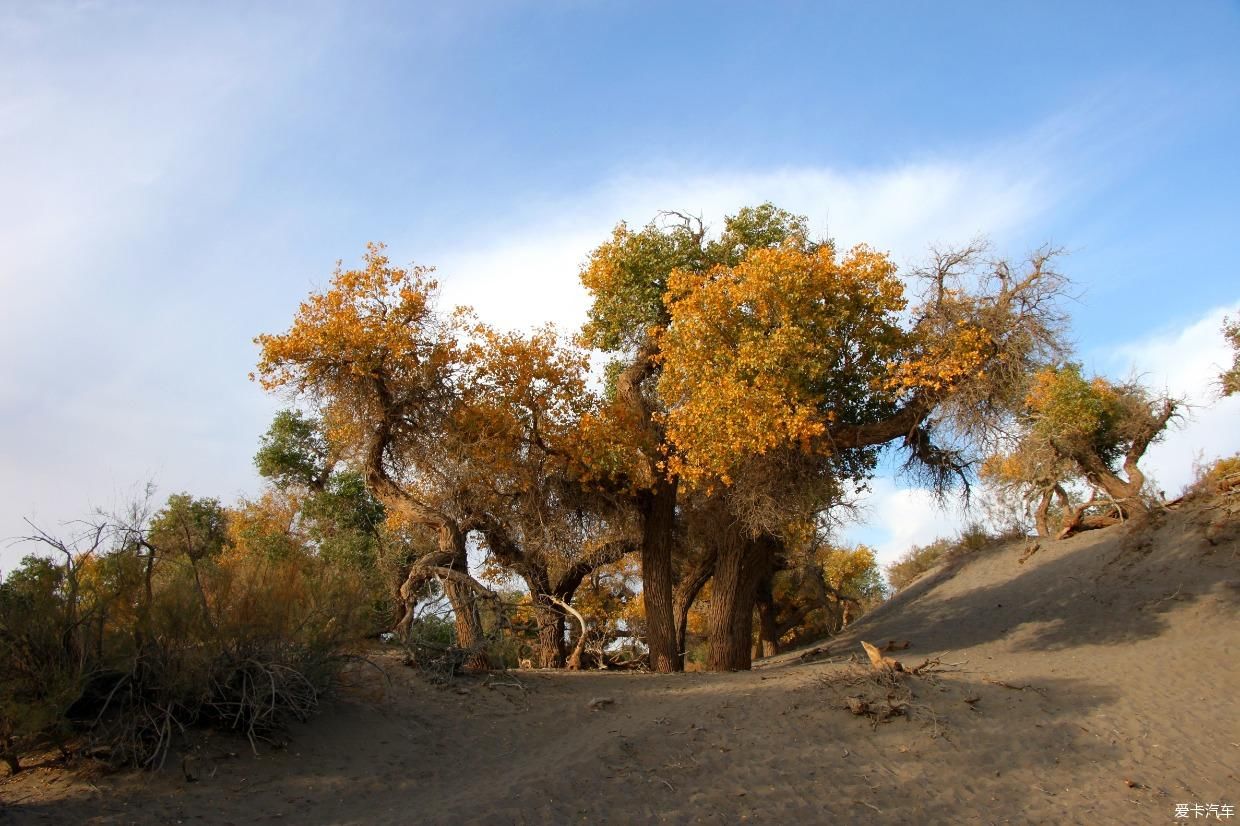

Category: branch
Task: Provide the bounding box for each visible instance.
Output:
[552,537,639,599]
[828,395,933,451]
[544,594,589,670]
[429,567,497,600]
[1122,397,1178,482]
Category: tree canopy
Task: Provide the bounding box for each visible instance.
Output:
[245,204,1080,673]
[983,364,1177,537]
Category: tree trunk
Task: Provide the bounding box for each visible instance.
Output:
[1034,487,1053,538]
[641,477,681,673]
[438,524,489,671]
[1086,469,1142,512]
[533,603,566,669]
[705,528,772,671]
[754,575,780,659]
[673,549,715,669]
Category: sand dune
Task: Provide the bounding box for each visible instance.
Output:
[3,503,1237,824]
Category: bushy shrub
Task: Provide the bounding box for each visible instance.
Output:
[1183,453,1240,499]
[0,514,374,773]
[886,538,955,593]
[886,522,1020,593]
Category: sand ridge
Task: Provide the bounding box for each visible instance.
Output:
[2,506,1237,824]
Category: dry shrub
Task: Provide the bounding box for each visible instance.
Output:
[886,522,1020,592]
[0,530,374,773]
[1182,453,1240,500]
[886,538,955,592]
[820,664,914,727]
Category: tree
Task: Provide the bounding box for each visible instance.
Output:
[255,409,334,491]
[256,214,1069,673]
[255,246,635,669]
[580,212,1069,670]
[578,205,821,671]
[755,541,885,659]
[254,245,494,667]
[252,410,396,624]
[984,364,1178,537]
[1222,317,1240,397]
[450,325,638,668]
[148,494,228,563]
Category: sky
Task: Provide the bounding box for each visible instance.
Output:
[2,1,1239,571]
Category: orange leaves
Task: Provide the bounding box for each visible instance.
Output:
[657,243,907,485]
[253,242,450,402]
[884,322,994,396]
[451,323,597,488]
[574,402,656,489]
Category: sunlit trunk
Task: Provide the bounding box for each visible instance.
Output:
[439,524,489,671]
[705,528,773,671]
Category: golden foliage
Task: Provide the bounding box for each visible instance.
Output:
[884,322,993,395]
[254,243,447,394]
[658,243,907,484]
[252,244,459,471]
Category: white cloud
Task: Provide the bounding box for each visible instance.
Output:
[421,158,1053,335]
[1097,303,1240,495]
[843,478,968,568]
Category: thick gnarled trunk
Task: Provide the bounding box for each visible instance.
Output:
[532,603,566,669]
[642,478,681,673]
[705,528,774,671]
[437,524,490,671]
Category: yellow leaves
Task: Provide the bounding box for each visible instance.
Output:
[253,242,447,398]
[657,242,907,485]
[883,323,993,396]
[818,543,880,592]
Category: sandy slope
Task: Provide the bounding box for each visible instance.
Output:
[2,504,1237,825]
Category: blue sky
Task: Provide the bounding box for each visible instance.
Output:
[2,1,1238,569]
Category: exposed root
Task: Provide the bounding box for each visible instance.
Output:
[860,641,905,672]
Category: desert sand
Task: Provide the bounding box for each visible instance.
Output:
[2,503,1237,825]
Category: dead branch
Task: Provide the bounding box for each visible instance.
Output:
[860,640,904,672]
[545,594,589,670]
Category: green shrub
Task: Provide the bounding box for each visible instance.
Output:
[0,519,374,773]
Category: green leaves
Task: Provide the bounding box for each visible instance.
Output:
[255,409,332,489]
[578,203,814,353]
[149,494,228,562]
[1221,317,1240,397]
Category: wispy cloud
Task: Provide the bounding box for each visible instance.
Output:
[0,9,1171,576]
[0,4,331,565]
[422,152,1056,335]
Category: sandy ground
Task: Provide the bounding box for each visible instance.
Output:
[2,502,1237,825]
